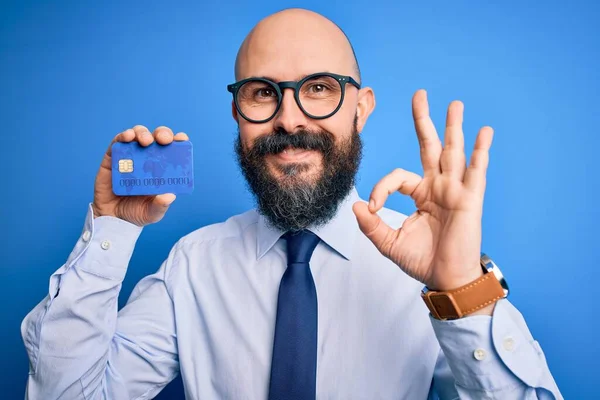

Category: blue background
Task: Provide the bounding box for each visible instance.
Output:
[1,0,597,398]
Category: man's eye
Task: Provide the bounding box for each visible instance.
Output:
[256,88,276,97]
[309,84,326,93]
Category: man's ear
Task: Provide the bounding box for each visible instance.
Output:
[355,87,376,133]
[231,100,239,122]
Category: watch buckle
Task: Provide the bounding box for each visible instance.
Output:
[421,290,462,320]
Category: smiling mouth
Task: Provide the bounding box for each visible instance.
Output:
[273,147,317,162]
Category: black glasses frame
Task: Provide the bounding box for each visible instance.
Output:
[227,72,361,123]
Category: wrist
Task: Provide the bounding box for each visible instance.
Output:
[91,202,116,219]
[428,264,484,292]
[421,253,508,320]
[467,302,495,316]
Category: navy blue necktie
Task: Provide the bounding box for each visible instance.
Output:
[268,230,320,400]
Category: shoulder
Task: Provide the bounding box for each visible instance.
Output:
[158,209,258,291]
[161,208,258,280]
[174,208,259,249]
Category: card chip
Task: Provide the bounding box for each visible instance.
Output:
[118,159,134,173]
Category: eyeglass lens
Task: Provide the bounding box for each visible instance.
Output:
[236,75,343,121]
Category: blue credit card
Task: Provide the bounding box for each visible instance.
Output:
[111,141,194,196]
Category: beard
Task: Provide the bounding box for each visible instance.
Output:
[235,117,362,232]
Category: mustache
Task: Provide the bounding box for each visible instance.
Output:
[249,129,335,157]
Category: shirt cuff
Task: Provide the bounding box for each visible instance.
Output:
[430,298,542,392]
[62,203,143,281]
[491,299,549,387]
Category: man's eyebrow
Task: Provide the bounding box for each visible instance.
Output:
[248,71,336,83]
[255,75,278,82]
[236,75,278,82]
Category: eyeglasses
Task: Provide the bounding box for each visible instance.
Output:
[227,72,361,123]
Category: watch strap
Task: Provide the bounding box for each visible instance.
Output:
[421,271,506,320]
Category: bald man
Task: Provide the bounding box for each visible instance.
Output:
[22,8,561,400]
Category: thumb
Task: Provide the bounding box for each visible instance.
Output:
[148,193,177,222]
[352,201,396,256]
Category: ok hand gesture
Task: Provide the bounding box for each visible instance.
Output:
[353,90,494,292]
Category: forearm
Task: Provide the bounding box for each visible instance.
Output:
[21,204,142,399]
[431,299,562,399]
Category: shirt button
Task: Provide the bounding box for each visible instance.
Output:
[503,337,516,352]
[82,230,91,242]
[100,240,111,250]
[473,348,486,361]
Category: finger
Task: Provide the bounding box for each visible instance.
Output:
[133,125,154,147]
[153,193,177,207]
[153,126,174,145]
[148,193,177,221]
[118,128,136,142]
[369,168,422,212]
[105,128,135,158]
[173,132,189,141]
[441,100,467,180]
[353,201,398,258]
[464,126,494,193]
[412,89,442,176]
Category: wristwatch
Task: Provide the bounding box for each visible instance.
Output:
[421,253,509,320]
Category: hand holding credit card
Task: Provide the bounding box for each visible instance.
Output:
[111,141,194,196]
[91,126,191,227]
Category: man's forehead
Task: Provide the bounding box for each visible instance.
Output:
[239,49,351,82]
[235,9,357,81]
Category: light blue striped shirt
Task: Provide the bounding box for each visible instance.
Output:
[21,188,562,399]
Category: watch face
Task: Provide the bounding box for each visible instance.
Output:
[481,253,509,297]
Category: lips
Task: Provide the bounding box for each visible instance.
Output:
[274,146,314,162]
[282,147,305,155]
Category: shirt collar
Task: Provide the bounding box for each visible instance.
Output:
[256,187,362,261]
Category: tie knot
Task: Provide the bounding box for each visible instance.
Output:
[285,230,320,264]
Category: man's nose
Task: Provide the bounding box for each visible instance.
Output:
[272,89,308,133]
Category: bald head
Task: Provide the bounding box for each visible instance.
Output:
[234,9,360,83]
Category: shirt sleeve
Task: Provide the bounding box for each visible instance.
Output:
[428,299,563,400]
[21,204,180,400]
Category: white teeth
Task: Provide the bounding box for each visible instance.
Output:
[283,148,300,155]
